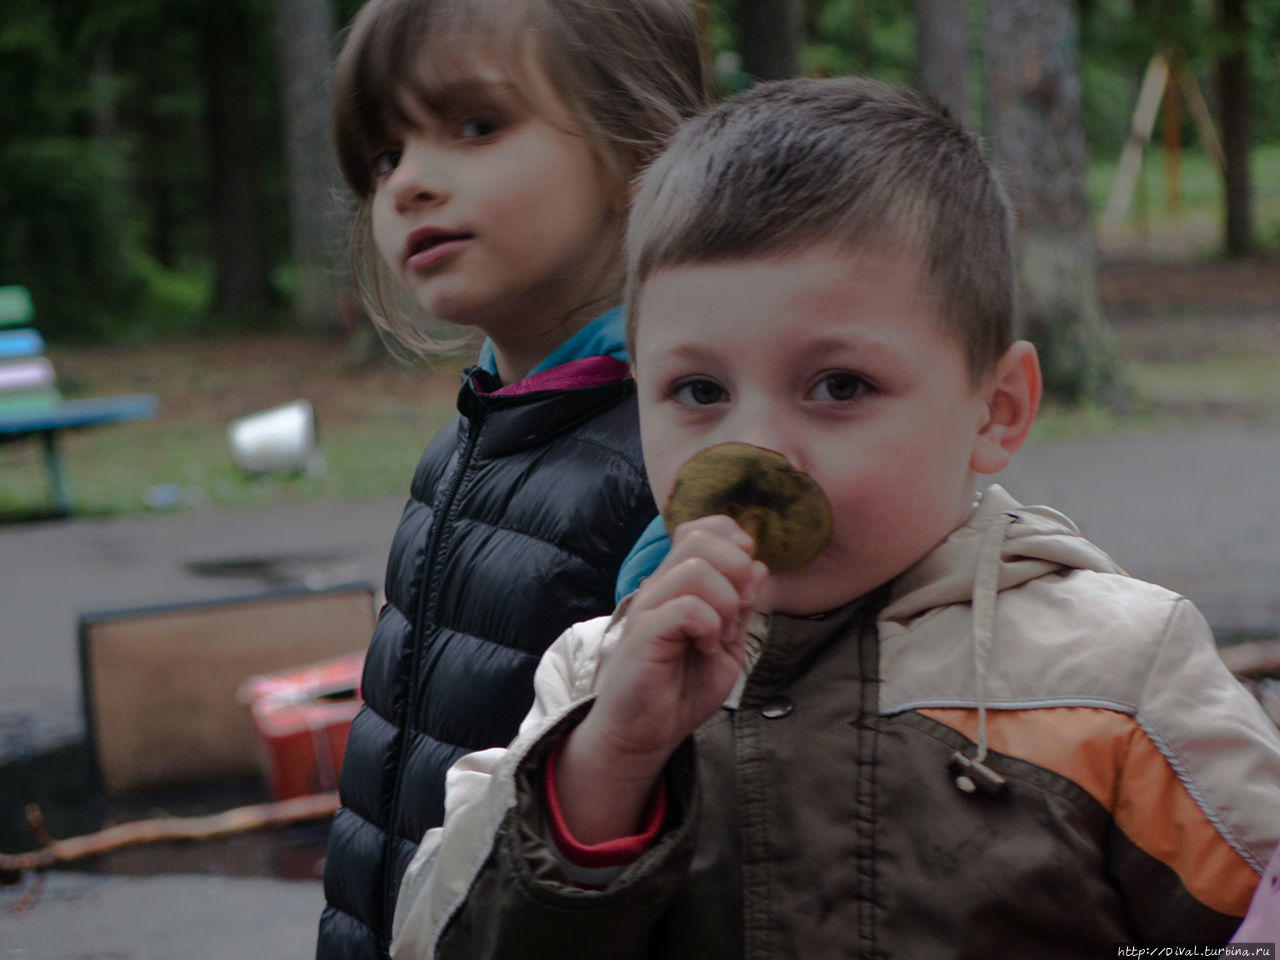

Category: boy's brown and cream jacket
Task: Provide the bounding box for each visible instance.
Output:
[392,486,1280,959]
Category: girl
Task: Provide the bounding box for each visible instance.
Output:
[317,1,709,957]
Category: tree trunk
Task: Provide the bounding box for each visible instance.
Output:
[136,50,176,270]
[984,0,1125,406]
[1215,0,1252,257]
[850,0,873,73]
[739,0,804,80]
[915,0,968,126]
[90,48,119,142]
[139,118,177,270]
[274,0,347,331]
[203,0,275,312]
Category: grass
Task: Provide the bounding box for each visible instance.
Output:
[1030,402,1139,441]
[1088,141,1280,257]
[0,334,467,519]
[1129,354,1280,413]
[1031,352,1280,442]
[1109,311,1280,420]
[1031,313,1280,439]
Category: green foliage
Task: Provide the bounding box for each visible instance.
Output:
[805,0,913,81]
[706,0,913,85]
[706,0,1280,165]
[0,2,146,338]
[0,0,292,343]
[2,0,1278,348]
[1079,0,1280,159]
[0,134,147,339]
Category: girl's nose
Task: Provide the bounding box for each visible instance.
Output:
[390,143,449,215]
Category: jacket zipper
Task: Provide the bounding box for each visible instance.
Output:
[382,411,483,939]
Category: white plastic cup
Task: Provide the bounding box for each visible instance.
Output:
[227,399,316,474]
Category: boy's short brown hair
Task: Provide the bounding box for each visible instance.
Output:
[626,77,1014,381]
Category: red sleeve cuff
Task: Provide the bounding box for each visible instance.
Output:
[543,739,666,868]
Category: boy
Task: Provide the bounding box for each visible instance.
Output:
[391,77,1280,958]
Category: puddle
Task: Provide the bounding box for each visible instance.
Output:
[184,552,348,584]
[0,742,98,853]
[183,551,365,590]
[0,741,328,882]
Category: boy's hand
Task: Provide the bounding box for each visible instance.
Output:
[554,516,768,844]
[592,514,767,756]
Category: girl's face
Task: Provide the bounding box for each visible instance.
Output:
[369,60,624,380]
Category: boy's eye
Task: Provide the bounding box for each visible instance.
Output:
[811,372,868,402]
[371,148,402,178]
[673,378,727,406]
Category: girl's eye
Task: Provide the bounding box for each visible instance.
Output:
[673,378,727,407]
[372,148,402,179]
[458,116,501,140]
[811,372,869,403]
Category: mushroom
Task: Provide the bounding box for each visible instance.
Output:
[663,442,832,574]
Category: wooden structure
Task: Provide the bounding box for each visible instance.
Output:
[79,582,376,795]
[1103,52,1225,231]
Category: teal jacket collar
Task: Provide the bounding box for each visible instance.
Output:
[476,306,628,380]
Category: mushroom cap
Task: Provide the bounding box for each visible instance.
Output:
[663,442,832,574]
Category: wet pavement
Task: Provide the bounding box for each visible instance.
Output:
[997,420,1280,637]
[0,494,403,762]
[2,420,1280,957]
[2,494,404,959]
[3,871,326,959]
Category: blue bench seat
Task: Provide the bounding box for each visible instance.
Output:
[0,286,158,515]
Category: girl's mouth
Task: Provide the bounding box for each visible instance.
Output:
[404,227,473,272]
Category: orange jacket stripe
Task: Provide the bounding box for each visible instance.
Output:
[918,706,1257,917]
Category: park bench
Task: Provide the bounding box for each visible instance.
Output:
[0,285,158,515]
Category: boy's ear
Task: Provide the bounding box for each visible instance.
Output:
[970,341,1042,475]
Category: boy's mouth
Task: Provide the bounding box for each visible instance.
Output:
[403,227,473,270]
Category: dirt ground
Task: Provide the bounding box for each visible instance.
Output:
[1099,255,1280,317]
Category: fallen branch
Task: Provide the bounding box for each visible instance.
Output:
[1,790,338,883]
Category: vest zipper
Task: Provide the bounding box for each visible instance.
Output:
[382,410,484,939]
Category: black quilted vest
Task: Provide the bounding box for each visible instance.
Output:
[316,367,656,959]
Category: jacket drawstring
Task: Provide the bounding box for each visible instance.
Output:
[949,510,1016,797]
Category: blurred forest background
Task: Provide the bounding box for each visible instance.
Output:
[1,0,1278,514]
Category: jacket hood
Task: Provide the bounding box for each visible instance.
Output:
[880,484,1124,625]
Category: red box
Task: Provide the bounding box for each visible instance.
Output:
[239,652,365,800]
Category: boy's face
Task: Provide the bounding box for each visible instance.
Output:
[633,245,996,616]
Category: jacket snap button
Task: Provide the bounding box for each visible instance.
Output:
[760,696,794,719]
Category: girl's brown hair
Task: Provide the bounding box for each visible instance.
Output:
[332,0,711,358]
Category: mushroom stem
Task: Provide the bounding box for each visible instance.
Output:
[738,512,762,558]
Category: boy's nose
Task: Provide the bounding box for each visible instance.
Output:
[730,410,805,471]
